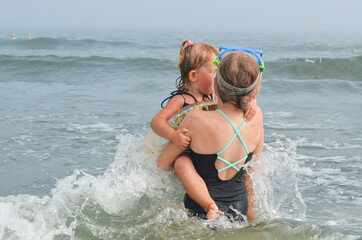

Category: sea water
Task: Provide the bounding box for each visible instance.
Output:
[0,28,361,239]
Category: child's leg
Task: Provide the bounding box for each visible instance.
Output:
[174,155,219,219]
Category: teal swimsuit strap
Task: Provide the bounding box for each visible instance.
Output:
[217,155,248,172]
[216,110,249,155]
[215,109,249,173]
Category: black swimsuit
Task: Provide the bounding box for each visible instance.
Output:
[183,109,254,221]
[161,90,212,108]
[184,151,253,220]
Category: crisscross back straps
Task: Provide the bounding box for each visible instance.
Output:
[215,109,249,172]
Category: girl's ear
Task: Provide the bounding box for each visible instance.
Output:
[188,70,197,82]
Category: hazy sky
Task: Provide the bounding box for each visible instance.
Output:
[1,0,362,34]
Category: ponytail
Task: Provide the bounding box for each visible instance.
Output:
[177,40,190,68]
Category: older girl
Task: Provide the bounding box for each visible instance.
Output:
[157,51,264,221]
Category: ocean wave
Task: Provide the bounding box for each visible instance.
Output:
[1,52,361,81]
[267,56,362,81]
[0,54,175,74]
[0,37,141,50]
[278,42,362,53]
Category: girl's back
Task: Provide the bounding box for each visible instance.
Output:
[185,107,263,180]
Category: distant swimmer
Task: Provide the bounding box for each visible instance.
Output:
[27,34,32,40]
[10,34,17,40]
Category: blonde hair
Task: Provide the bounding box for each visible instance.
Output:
[217,52,260,110]
[176,40,219,91]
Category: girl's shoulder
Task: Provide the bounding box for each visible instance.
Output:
[183,109,219,128]
[163,94,185,111]
[254,105,263,123]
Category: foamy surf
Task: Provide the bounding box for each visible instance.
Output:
[1,131,349,239]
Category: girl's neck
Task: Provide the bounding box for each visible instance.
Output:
[217,101,245,118]
[184,85,206,102]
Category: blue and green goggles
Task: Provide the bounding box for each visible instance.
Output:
[214,45,265,71]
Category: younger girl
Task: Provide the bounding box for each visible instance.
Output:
[151,40,218,148]
[151,40,220,218]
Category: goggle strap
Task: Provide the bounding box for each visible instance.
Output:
[215,46,265,71]
[219,46,263,57]
[212,68,215,101]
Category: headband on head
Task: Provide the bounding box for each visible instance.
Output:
[217,69,262,96]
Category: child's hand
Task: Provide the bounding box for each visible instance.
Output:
[245,98,257,122]
[170,128,191,149]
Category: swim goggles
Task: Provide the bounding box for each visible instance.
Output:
[214,46,265,71]
[211,46,265,98]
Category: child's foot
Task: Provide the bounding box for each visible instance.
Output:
[206,203,219,220]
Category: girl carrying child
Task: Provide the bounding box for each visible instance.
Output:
[151,40,258,220]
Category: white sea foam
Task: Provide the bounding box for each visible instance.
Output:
[249,133,307,222]
[10,135,37,145]
[295,136,362,151]
[0,133,184,239]
[264,111,295,118]
[62,123,116,133]
[66,38,85,41]
[0,132,319,239]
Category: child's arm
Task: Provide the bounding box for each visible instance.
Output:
[245,98,257,122]
[150,95,191,149]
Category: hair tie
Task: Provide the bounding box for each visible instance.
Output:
[187,40,193,46]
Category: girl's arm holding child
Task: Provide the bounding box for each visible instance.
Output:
[150,95,191,149]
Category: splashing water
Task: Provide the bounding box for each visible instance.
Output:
[1,132,346,240]
[248,133,307,222]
